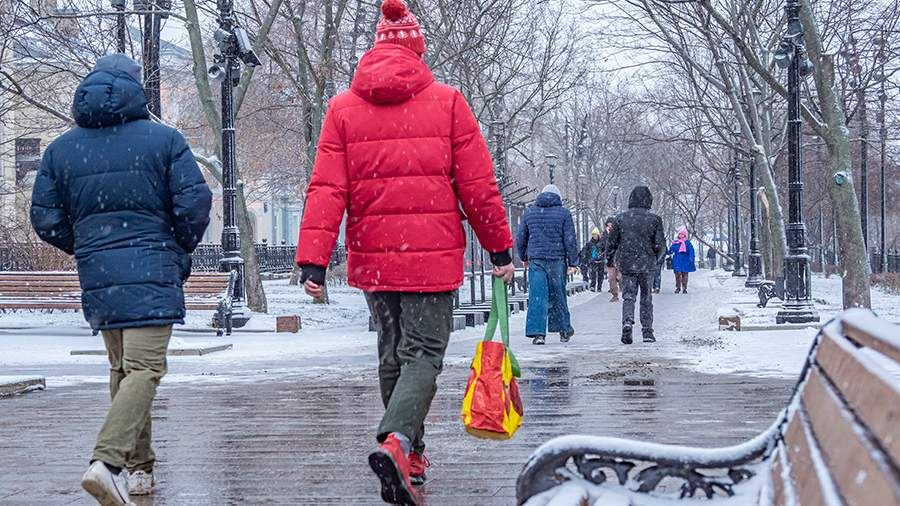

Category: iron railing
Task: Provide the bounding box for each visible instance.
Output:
[870,249,900,274]
[192,243,346,273]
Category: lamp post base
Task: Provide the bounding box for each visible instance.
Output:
[745,254,764,287]
[776,303,820,324]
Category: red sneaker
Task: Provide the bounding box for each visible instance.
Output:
[368,434,419,505]
[409,452,431,485]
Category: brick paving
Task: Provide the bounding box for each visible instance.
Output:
[0,273,796,505]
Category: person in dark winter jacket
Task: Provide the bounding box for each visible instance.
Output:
[579,227,605,291]
[517,184,579,345]
[706,245,717,269]
[605,186,666,344]
[653,253,665,293]
[30,54,212,504]
[668,227,696,293]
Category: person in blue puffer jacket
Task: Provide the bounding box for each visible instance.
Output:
[516,184,579,345]
[668,226,697,293]
[30,54,212,503]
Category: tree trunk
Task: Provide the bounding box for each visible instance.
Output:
[237,185,268,312]
[825,133,871,308]
[799,1,871,307]
[289,264,301,285]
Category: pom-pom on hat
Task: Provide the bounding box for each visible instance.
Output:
[376,0,426,55]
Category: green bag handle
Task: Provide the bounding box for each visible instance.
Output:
[484,276,521,377]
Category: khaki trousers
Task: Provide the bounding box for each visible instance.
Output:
[92,325,172,472]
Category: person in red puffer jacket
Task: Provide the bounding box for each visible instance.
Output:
[295,0,514,503]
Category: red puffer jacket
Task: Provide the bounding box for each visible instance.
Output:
[296,44,513,292]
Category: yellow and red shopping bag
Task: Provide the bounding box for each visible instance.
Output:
[461,277,524,439]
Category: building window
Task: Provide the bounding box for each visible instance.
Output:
[15,138,40,185]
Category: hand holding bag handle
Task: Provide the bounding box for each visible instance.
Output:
[483,277,520,378]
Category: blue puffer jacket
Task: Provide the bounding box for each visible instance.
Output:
[668,241,696,273]
[30,55,212,330]
[516,192,579,266]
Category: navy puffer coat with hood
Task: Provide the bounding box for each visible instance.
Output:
[30,54,212,330]
[516,190,579,267]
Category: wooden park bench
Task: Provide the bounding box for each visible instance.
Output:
[0,271,230,312]
[515,309,899,505]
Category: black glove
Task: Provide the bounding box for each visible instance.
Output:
[490,249,513,267]
[299,264,326,285]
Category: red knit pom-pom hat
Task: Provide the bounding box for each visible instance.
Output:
[376,0,426,55]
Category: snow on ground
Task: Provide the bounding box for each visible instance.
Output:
[679,271,900,380]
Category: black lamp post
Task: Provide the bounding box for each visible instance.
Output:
[491,112,507,193]
[877,33,888,273]
[731,129,745,277]
[134,0,164,117]
[546,153,558,185]
[578,171,589,243]
[210,0,261,330]
[111,0,126,52]
[774,0,819,324]
[746,93,764,286]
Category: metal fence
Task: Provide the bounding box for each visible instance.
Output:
[870,250,900,274]
[192,243,346,273]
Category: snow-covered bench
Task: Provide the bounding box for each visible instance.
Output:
[0,271,229,312]
[515,309,900,505]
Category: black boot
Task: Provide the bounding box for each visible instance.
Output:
[532,335,546,345]
[642,329,656,343]
[621,325,633,345]
[560,329,574,343]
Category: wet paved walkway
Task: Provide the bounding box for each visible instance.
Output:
[0,272,797,505]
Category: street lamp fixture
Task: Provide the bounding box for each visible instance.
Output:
[210,0,261,333]
[545,153,558,184]
[776,0,819,325]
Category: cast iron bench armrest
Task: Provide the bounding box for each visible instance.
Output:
[213,270,237,336]
[515,420,782,504]
[757,277,785,308]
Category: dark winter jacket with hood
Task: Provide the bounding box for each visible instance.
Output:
[30,54,212,330]
[296,44,513,292]
[516,192,579,267]
[605,186,666,274]
[579,236,605,265]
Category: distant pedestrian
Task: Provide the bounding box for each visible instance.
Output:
[295,1,514,502]
[579,227,605,292]
[517,184,579,346]
[669,227,697,293]
[707,246,717,270]
[653,253,665,294]
[601,218,621,302]
[605,186,666,344]
[30,54,212,505]
[578,238,591,284]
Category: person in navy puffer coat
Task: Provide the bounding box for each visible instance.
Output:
[516,184,579,345]
[30,54,211,502]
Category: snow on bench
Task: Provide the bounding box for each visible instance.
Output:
[515,309,900,505]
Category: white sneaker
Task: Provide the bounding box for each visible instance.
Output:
[127,470,155,496]
[81,461,133,506]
